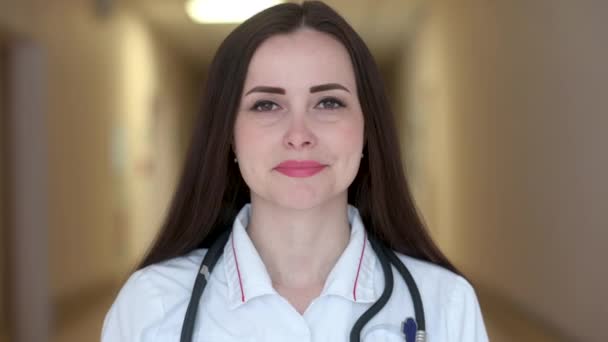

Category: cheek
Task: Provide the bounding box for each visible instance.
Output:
[234,117,274,177]
[234,117,260,157]
[334,117,365,156]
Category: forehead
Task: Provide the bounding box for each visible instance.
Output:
[244,28,357,90]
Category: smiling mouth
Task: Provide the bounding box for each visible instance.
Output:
[274,160,327,178]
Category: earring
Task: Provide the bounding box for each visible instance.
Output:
[234,157,238,163]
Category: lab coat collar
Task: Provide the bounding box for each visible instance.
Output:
[223,204,379,310]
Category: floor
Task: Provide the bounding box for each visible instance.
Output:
[52,290,116,342]
[46,286,570,342]
[477,289,568,342]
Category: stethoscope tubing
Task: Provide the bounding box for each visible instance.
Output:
[180,230,230,342]
[349,236,394,341]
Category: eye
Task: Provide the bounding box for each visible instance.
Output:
[251,100,280,112]
[316,97,345,110]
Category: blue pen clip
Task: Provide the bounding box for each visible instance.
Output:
[402,317,417,342]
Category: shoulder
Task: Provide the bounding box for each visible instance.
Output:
[101,249,209,341]
[138,249,209,291]
[395,253,489,341]
[119,248,208,299]
[395,252,476,304]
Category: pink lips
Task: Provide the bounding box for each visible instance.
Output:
[274,160,327,178]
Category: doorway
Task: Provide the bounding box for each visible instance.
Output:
[0,36,51,342]
[0,34,8,342]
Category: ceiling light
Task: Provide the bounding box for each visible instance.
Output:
[185,0,285,24]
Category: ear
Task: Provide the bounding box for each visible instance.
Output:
[230,142,237,157]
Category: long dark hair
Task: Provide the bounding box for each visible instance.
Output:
[138,1,459,275]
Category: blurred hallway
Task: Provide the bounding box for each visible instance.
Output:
[1,1,607,341]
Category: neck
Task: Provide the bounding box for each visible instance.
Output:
[247,196,351,290]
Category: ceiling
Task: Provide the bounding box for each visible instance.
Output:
[126,0,422,69]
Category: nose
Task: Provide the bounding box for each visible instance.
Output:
[283,116,317,150]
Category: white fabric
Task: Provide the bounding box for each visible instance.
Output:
[102,204,489,342]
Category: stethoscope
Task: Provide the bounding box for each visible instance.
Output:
[180,229,427,342]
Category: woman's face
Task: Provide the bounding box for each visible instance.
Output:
[234,28,365,210]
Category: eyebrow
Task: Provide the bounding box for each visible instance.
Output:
[310,83,350,93]
[245,86,285,96]
[244,83,351,96]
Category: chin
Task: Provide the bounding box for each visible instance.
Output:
[269,186,348,212]
[249,177,349,210]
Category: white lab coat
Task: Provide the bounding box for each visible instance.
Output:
[102,204,489,341]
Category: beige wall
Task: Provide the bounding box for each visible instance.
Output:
[404,1,608,341]
[115,16,201,267]
[397,13,451,239]
[0,0,200,308]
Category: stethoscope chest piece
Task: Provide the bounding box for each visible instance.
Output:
[402,317,426,342]
[402,317,416,342]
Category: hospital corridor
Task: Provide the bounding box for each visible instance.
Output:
[1,1,606,341]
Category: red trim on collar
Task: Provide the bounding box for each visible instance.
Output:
[231,236,246,302]
[353,231,367,301]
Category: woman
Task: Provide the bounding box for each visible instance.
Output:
[102,1,488,341]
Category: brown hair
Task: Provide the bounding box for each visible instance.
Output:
[138,1,459,275]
